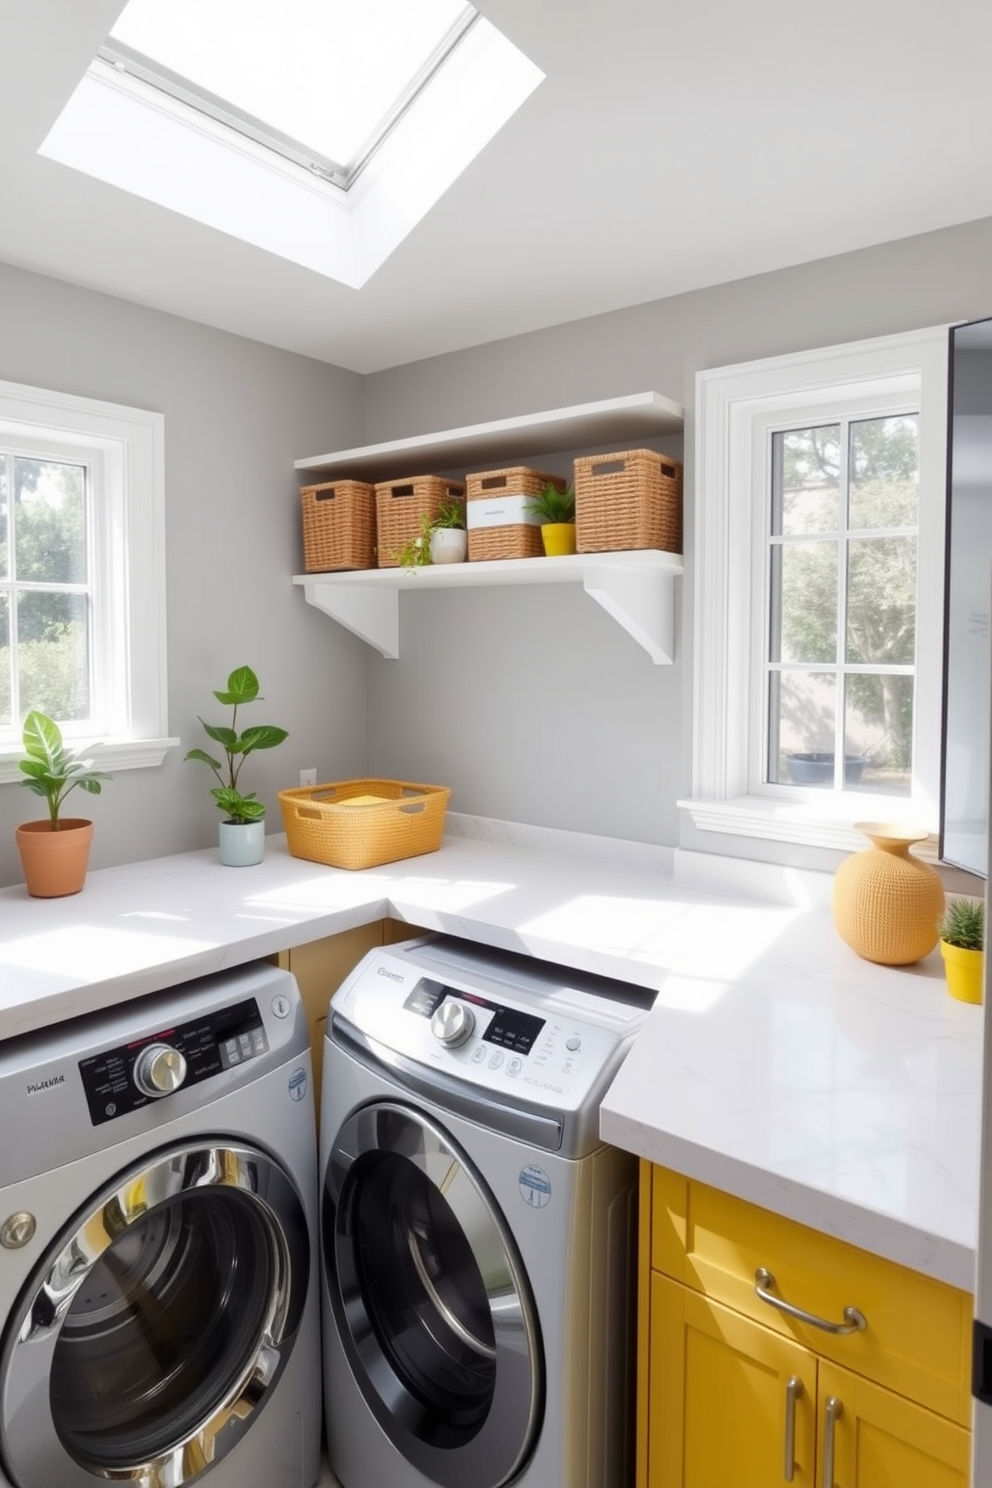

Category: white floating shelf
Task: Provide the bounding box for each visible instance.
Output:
[294,551,683,665]
[295,391,684,480]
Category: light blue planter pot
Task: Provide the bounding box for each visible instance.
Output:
[218,818,266,867]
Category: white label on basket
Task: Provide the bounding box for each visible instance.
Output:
[466,494,541,529]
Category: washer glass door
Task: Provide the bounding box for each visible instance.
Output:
[1,1141,309,1488]
[324,1101,543,1488]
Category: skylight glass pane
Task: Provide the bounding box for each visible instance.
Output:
[110,0,474,168]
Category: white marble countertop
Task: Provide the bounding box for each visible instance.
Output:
[0,818,981,1291]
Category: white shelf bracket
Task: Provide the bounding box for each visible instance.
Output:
[301,580,400,659]
[582,563,677,665]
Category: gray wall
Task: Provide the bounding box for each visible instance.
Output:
[4,216,992,886]
[363,215,992,867]
[0,263,368,888]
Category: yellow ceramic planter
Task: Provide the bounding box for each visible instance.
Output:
[541,522,576,556]
[940,940,984,1004]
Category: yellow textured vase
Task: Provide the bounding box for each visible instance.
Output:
[832,822,945,966]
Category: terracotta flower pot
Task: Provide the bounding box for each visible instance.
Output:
[15,818,93,898]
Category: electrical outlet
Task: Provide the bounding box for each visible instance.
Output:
[299,768,317,788]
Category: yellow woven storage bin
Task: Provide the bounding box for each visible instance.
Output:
[278,778,451,870]
[465,466,567,561]
[374,475,466,568]
[300,480,376,572]
[573,448,683,554]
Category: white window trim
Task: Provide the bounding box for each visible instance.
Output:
[680,326,949,854]
[0,379,177,784]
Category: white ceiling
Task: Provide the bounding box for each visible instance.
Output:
[4,1,992,374]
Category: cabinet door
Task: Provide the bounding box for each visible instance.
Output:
[647,1162,972,1426]
[647,1274,816,1488]
[816,1362,970,1488]
[277,922,385,1116]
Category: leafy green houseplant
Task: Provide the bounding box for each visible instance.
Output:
[395,496,468,568]
[18,710,112,826]
[428,494,467,564]
[185,666,288,865]
[431,495,467,530]
[15,711,112,896]
[394,512,434,569]
[938,896,984,1004]
[524,480,576,525]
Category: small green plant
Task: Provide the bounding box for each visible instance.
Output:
[431,496,466,530]
[394,512,434,568]
[185,665,288,823]
[18,711,112,828]
[938,897,984,951]
[394,497,466,567]
[524,480,575,525]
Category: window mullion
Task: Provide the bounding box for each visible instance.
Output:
[7,450,18,728]
[835,418,851,788]
[757,427,778,792]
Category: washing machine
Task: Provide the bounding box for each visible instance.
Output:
[319,934,655,1488]
[0,960,321,1488]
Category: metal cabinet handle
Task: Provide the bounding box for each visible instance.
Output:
[755,1268,867,1335]
[784,1375,803,1482]
[822,1395,843,1488]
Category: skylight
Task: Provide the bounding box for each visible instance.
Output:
[102,0,478,188]
[40,1,543,288]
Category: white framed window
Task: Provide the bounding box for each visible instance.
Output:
[681,327,949,854]
[0,379,176,783]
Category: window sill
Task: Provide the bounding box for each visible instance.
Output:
[678,794,940,859]
[0,737,179,787]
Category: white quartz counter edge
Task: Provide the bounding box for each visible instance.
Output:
[599,895,982,1294]
[0,824,981,1293]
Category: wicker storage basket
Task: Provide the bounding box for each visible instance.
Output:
[465,467,567,561]
[374,475,466,568]
[300,480,376,572]
[278,778,451,870]
[574,449,683,554]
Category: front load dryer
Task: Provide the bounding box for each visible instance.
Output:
[0,961,321,1488]
[319,934,655,1488]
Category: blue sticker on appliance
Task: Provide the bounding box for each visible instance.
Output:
[518,1164,552,1208]
[288,1067,307,1102]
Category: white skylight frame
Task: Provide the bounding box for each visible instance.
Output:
[98,1,480,190]
[39,9,543,288]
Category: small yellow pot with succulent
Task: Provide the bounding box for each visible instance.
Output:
[938,896,984,1004]
[525,481,576,556]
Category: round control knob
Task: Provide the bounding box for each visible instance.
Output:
[430,1000,475,1048]
[133,1043,187,1098]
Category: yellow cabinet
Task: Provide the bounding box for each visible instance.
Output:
[639,1162,972,1488]
[649,1274,816,1487]
[816,1360,970,1488]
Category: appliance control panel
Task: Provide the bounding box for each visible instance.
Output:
[334,949,646,1111]
[78,997,268,1126]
